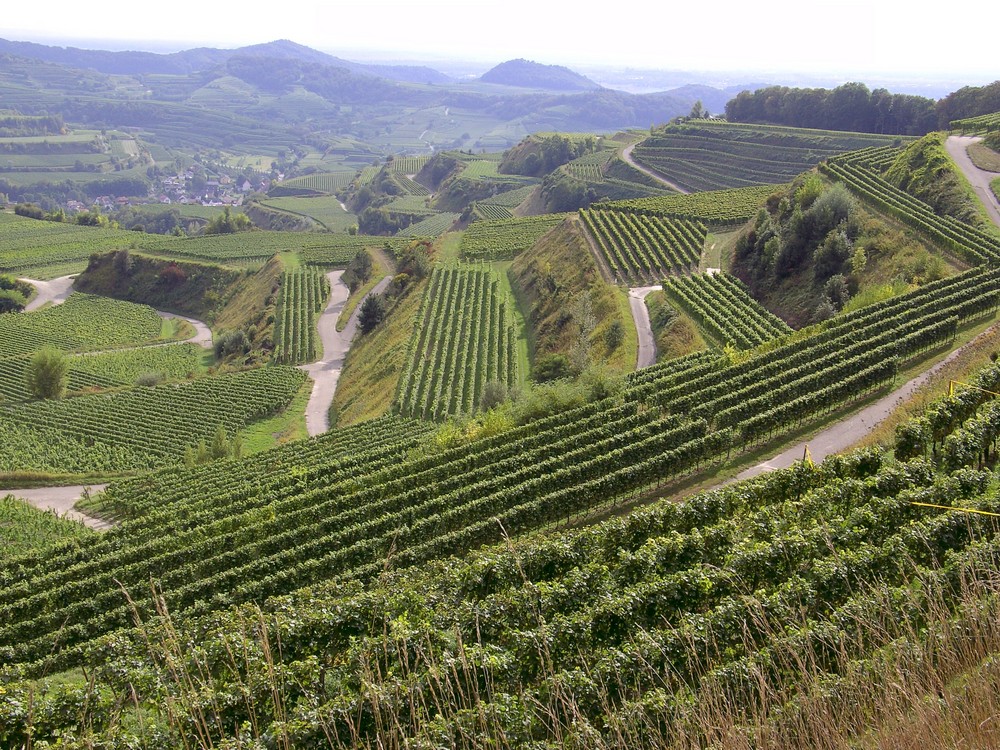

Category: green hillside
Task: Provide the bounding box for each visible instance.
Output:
[4,53,1000,750]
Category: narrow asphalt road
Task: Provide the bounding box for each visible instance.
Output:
[621,141,689,194]
[18,274,77,311]
[628,285,661,369]
[156,310,213,348]
[945,135,1000,229]
[735,320,1000,480]
[4,484,111,530]
[299,272,392,436]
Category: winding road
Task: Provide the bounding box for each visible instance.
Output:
[621,141,689,194]
[945,135,1000,227]
[299,272,392,436]
[5,276,215,529]
[628,286,661,369]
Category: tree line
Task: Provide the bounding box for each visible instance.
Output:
[725,82,939,135]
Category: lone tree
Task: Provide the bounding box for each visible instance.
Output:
[26,348,69,399]
[358,293,388,334]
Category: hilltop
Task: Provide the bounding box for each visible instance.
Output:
[479,58,602,91]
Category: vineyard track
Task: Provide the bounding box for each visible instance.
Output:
[300,271,392,436]
[6,484,110,530]
[18,275,76,311]
[945,135,1000,229]
[735,318,1000,480]
[155,310,213,348]
[621,141,689,194]
[628,286,661,369]
[18,275,213,348]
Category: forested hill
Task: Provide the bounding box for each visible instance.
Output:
[479,58,602,91]
[725,82,939,135]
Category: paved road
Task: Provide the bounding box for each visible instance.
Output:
[945,135,1000,229]
[621,141,689,194]
[19,274,77,311]
[5,484,111,530]
[736,320,1000,480]
[299,273,392,436]
[628,286,661,369]
[156,310,213,348]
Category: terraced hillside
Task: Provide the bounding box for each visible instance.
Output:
[631,120,911,192]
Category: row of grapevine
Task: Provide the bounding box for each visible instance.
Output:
[460,214,565,260]
[395,266,518,420]
[598,184,783,225]
[272,268,329,364]
[0,367,308,472]
[580,208,706,282]
[821,159,1000,265]
[1,269,996,675]
[0,293,165,359]
[661,271,791,349]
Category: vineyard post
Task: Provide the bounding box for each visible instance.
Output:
[949,381,1000,399]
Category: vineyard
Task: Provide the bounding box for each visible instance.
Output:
[820,157,1000,265]
[0,344,205,404]
[395,266,519,420]
[0,293,165,359]
[0,212,140,277]
[661,271,792,349]
[274,171,356,195]
[0,496,93,561]
[5,74,1000,747]
[580,208,706,282]
[460,214,566,260]
[631,121,909,192]
[599,184,784,225]
[0,366,308,474]
[272,268,330,364]
[951,111,1000,133]
[395,212,459,237]
[0,262,996,675]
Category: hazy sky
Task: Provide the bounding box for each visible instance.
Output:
[4,0,996,83]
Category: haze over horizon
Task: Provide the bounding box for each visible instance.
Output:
[4,0,996,87]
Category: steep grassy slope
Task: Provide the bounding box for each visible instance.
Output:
[74,250,247,322]
[510,217,636,375]
[732,173,962,327]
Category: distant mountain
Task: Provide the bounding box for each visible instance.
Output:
[479,59,602,91]
[0,38,452,85]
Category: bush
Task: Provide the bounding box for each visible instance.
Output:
[215,330,249,359]
[25,348,68,399]
[358,294,388,333]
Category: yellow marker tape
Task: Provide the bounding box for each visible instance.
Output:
[911,501,1000,518]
